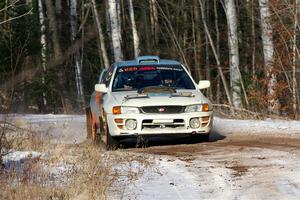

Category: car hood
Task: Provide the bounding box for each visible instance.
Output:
[111,90,210,107]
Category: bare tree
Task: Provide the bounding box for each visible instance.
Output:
[251,0,256,75]
[292,0,299,117]
[149,0,158,46]
[224,0,242,108]
[45,0,62,60]
[214,0,221,104]
[38,0,47,107]
[193,0,203,81]
[0,1,32,25]
[203,1,212,98]
[91,0,110,68]
[258,0,279,114]
[198,0,233,108]
[128,0,140,57]
[70,0,85,108]
[108,0,123,62]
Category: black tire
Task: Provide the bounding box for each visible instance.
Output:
[106,126,119,150]
[85,107,92,140]
[200,133,210,142]
[191,133,210,142]
[99,117,105,134]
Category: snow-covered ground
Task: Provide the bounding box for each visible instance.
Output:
[213,117,300,135]
[1,114,86,144]
[1,114,300,199]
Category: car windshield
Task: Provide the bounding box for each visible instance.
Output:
[112,65,195,92]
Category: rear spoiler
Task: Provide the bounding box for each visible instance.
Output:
[136,56,160,64]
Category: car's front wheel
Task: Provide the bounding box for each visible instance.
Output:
[200,133,210,142]
[191,133,210,142]
[105,125,119,150]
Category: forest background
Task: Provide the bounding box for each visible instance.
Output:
[0,0,299,119]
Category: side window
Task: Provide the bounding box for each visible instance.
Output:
[98,69,107,83]
[104,65,115,87]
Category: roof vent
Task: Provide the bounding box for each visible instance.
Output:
[136,56,160,64]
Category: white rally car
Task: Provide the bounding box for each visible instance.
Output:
[88,56,213,149]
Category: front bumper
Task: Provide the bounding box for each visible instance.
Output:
[106,111,213,137]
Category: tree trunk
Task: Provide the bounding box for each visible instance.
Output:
[70,0,85,109]
[292,0,299,117]
[38,0,47,107]
[198,0,233,108]
[191,2,198,81]
[251,0,256,76]
[108,0,123,62]
[149,0,158,47]
[127,0,140,58]
[156,1,189,69]
[55,0,62,39]
[91,0,110,68]
[55,0,62,12]
[224,0,242,108]
[45,0,62,61]
[204,1,212,99]
[142,0,151,53]
[258,0,279,114]
[214,0,221,104]
[193,0,202,81]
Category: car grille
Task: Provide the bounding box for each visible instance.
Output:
[142,119,185,129]
[140,106,186,114]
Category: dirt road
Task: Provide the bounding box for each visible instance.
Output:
[3,114,300,199]
[120,134,300,199]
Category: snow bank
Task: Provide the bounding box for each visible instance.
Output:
[213,117,300,136]
[0,114,86,144]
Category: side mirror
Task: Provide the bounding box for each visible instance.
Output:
[198,80,211,90]
[95,83,108,93]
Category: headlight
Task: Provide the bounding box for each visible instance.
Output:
[190,118,200,129]
[112,106,140,114]
[122,107,140,114]
[125,119,137,130]
[185,103,210,112]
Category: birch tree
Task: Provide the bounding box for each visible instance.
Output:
[127,0,140,57]
[108,0,123,62]
[224,0,242,108]
[70,0,85,108]
[91,0,110,68]
[38,0,47,106]
[258,0,279,114]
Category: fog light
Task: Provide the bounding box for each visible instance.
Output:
[114,118,123,124]
[125,119,137,130]
[201,116,210,122]
[190,118,200,129]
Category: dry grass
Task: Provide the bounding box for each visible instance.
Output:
[0,122,152,200]
[0,116,12,165]
[0,142,112,199]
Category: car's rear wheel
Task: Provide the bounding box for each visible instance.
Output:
[86,107,92,140]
